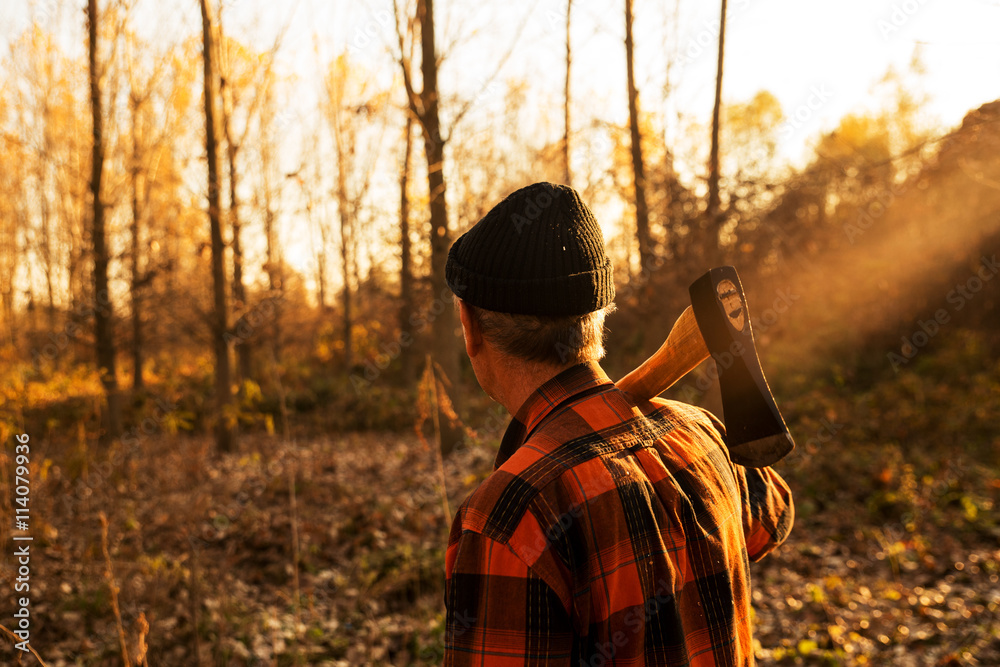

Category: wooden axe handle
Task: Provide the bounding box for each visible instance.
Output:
[617,306,709,401]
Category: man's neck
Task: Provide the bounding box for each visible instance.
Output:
[494,358,577,416]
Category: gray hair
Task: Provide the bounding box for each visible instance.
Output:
[467,303,616,366]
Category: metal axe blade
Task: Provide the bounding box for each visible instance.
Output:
[688,266,794,467]
[616,266,794,468]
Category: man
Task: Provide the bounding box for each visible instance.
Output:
[443,182,793,666]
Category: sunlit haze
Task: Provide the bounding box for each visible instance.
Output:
[4,0,999,289]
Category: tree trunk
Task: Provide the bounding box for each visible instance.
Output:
[707,0,728,229]
[399,114,415,382]
[563,0,573,187]
[129,94,144,390]
[87,0,122,443]
[201,0,234,453]
[261,110,282,362]
[331,103,354,372]
[38,119,56,333]
[219,30,252,392]
[395,0,464,453]
[625,0,652,271]
[418,0,456,373]
[228,139,252,389]
[314,211,329,313]
[418,0,462,453]
[0,212,13,329]
[65,193,84,323]
[264,203,281,359]
[338,196,353,372]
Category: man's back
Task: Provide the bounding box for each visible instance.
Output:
[445,362,793,666]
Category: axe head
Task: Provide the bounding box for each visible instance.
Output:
[689,267,794,468]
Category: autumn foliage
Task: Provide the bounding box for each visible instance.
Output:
[0,2,999,665]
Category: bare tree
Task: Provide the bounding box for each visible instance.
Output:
[394,0,460,408]
[398,114,415,382]
[218,14,288,390]
[707,0,728,227]
[625,0,652,270]
[127,80,145,390]
[36,88,56,333]
[336,153,355,371]
[391,0,532,453]
[87,0,123,442]
[295,114,331,316]
[200,0,234,453]
[0,130,26,333]
[323,54,385,373]
[257,74,284,362]
[563,0,573,187]
[124,24,170,391]
[18,28,61,332]
[218,28,254,391]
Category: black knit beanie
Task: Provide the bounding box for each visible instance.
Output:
[446,182,615,316]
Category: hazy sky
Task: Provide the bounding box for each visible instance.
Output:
[3,0,999,286]
[5,0,998,162]
[250,0,1000,160]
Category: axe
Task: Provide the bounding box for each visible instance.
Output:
[617,266,794,468]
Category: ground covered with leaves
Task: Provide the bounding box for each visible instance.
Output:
[2,331,999,666]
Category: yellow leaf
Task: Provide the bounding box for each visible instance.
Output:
[40,458,53,482]
[798,639,818,655]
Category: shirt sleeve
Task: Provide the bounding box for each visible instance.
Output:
[701,408,795,561]
[444,528,575,666]
[737,464,794,561]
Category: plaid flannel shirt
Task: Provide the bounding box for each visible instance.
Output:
[445,362,793,666]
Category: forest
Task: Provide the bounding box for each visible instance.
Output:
[0,0,998,665]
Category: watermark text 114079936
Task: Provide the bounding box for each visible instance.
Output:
[12,433,33,652]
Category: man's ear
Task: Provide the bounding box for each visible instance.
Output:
[457,299,483,358]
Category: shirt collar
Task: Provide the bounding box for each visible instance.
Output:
[495,361,614,469]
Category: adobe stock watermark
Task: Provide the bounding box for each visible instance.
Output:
[540,0,570,35]
[347,3,392,55]
[119,396,179,449]
[469,77,502,110]
[674,340,749,406]
[56,393,181,519]
[30,0,59,29]
[0,0,60,35]
[30,289,112,371]
[750,288,800,334]
[803,417,843,452]
[12,433,33,652]
[681,0,753,65]
[673,287,800,405]
[511,186,557,234]
[580,580,675,667]
[615,254,667,303]
[779,84,834,142]
[843,175,919,244]
[224,293,288,347]
[570,126,613,175]
[877,0,931,41]
[350,285,465,395]
[428,608,477,661]
[888,255,999,372]
[501,490,677,666]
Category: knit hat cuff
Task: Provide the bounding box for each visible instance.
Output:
[446,256,615,317]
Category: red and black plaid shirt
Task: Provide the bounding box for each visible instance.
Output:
[445,362,793,666]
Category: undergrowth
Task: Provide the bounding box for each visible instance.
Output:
[0,329,998,665]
